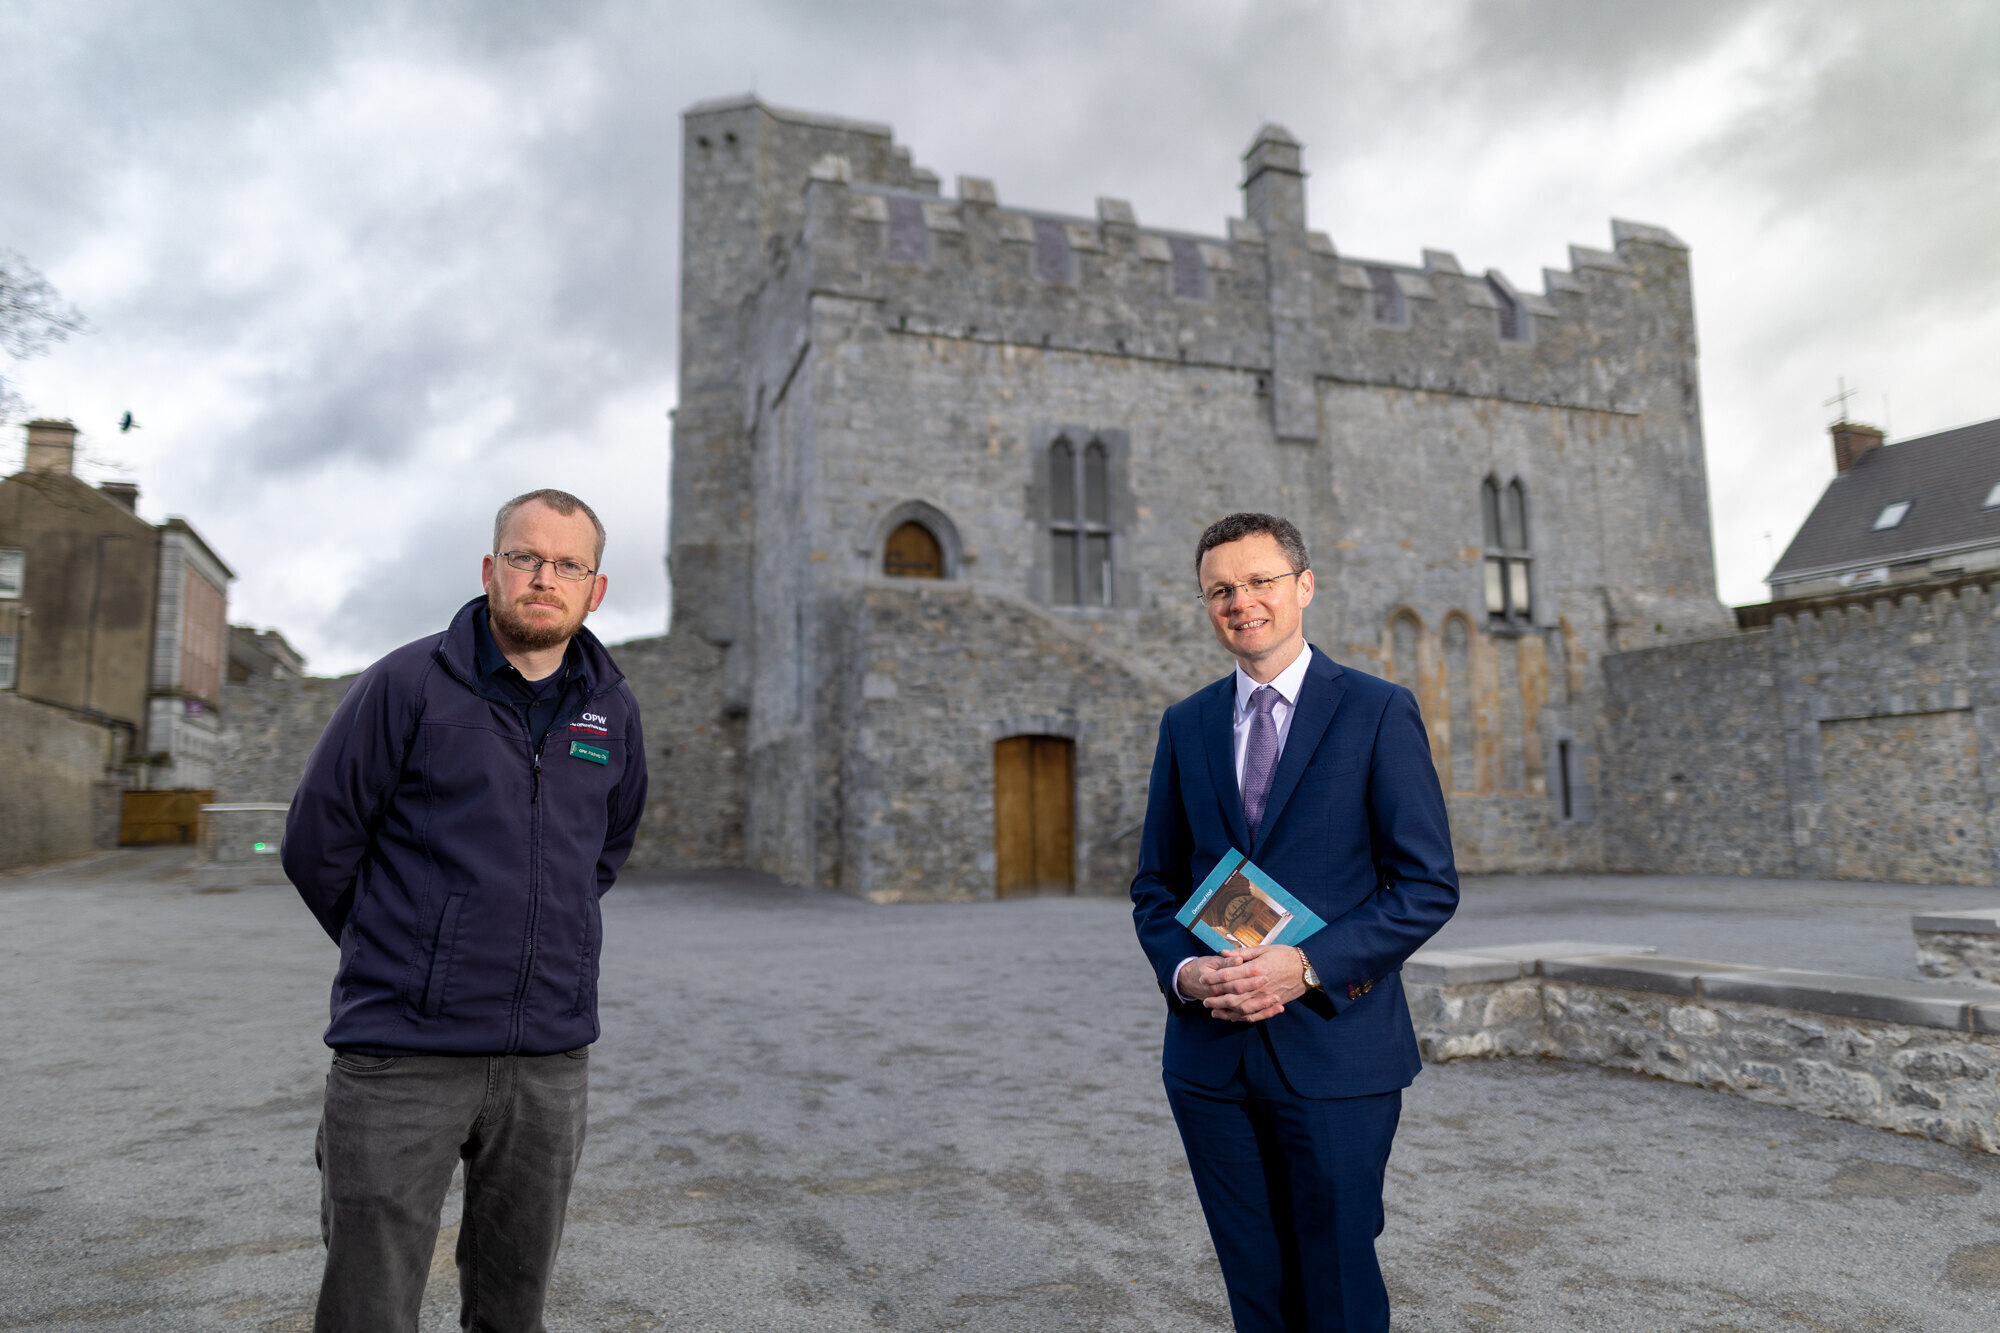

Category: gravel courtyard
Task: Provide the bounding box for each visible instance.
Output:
[4,851,2000,1331]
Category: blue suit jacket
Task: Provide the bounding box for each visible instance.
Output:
[1130,645,1459,1098]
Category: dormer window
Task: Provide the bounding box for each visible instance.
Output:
[1873,501,1912,531]
[1984,482,2000,510]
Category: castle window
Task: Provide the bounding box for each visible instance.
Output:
[1368,266,1406,325]
[885,197,929,265]
[1033,218,1074,284]
[1168,236,1207,300]
[1481,477,1532,624]
[1872,500,1912,531]
[1049,437,1114,606]
[883,522,944,578]
[1557,740,1575,819]
[0,549,22,599]
[1489,277,1528,342]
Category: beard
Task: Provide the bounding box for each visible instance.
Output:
[489,593,586,651]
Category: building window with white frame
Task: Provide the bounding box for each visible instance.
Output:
[1049,436,1114,606]
[1482,476,1532,625]
[0,548,23,599]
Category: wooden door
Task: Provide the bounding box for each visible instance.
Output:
[120,790,213,845]
[883,522,944,578]
[993,736,1074,898]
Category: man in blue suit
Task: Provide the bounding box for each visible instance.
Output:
[1131,512,1459,1332]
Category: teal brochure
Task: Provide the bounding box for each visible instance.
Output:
[1176,849,1327,953]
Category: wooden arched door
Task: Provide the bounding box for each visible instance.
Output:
[883,522,944,578]
[993,735,1075,898]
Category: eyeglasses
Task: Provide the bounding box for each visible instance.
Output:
[1198,570,1303,607]
[497,550,597,582]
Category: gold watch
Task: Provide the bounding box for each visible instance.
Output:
[1296,946,1320,990]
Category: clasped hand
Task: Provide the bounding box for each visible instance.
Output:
[1180,945,1308,1023]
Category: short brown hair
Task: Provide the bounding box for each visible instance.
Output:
[1194,512,1310,580]
[494,489,606,566]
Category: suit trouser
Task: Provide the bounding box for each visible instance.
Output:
[313,1048,590,1333]
[1163,1029,1401,1333]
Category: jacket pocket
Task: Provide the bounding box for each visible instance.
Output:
[420,891,469,1018]
[569,893,600,1018]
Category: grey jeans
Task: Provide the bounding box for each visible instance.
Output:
[313,1048,590,1333]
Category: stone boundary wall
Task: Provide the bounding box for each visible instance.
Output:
[1405,942,2000,1154]
[1916,910,2000,984]
[0,692,124,872]
[1601,580,2000,885]
[210,639,734,877]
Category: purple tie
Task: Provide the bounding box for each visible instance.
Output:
[1241,685,1281,843]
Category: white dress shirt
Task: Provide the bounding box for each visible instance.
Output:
[1173,643,1312,999]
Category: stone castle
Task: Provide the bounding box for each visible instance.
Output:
[203,97,2000,896]
[644,95,1733,900]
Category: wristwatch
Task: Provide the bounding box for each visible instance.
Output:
[1295,946,1320,990]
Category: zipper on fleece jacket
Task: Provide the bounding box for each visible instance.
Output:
[512,729,546,1052]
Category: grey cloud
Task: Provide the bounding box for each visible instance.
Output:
[1458,0,1752,100]
[320,501,491,655]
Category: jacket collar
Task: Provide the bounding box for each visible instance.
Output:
[435,596,625,698]
[1251,646,1345,857]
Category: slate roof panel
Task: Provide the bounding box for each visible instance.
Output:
[1771,417,2000,579]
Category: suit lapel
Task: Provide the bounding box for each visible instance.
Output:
[1251,647,1346,859]
[1199,679,1252,852]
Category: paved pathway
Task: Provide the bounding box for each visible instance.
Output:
[3,852,1998,1331]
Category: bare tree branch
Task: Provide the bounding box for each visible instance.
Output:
[0,249,88,420]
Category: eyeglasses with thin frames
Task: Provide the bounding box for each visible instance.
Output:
[497,550,597,582]
[1197,570,1303,607]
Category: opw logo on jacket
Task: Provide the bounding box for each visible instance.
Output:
[568,711,611,735]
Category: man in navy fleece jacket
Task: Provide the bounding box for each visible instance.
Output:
[284,488,648,1333]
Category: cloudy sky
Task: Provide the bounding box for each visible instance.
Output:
[2,0,1995,673]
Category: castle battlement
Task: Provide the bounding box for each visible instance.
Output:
[768,133,1698,432]
[834,177,1671,322]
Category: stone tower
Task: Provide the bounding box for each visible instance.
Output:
[641,97,1731,897]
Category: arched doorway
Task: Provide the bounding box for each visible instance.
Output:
[883,521,944,578]
[993,735,1074,897]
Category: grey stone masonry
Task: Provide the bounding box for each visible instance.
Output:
[1916,909,2000,984]
[659,95,1733,895]
[1405,941,2000,1153]
[1601,573,2000,885]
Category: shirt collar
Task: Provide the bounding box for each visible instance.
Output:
[1234,642,1312,714]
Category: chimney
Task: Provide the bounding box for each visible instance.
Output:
[23,418,78,476]
[1241,123,1306,234]
[99,480,140,512]
[1832,419,1885,474]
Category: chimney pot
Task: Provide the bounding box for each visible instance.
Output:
[99,480,140,511]
[1831,420,1885,474]
[23,418,78,476]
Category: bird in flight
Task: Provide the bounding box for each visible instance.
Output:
[119,412,139,432]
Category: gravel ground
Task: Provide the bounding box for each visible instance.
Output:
[3,851,1998,1331]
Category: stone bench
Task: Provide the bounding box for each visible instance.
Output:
[1912,909,2000,984]
[1404,940,2000,1154]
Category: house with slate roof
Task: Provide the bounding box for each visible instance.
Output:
[1769,417,2000,600]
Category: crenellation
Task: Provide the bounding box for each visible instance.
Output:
[1095,196,1134,226]
[1567,244,1626,271]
